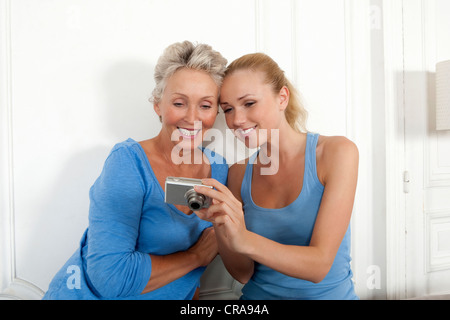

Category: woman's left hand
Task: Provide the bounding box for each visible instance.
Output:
[194,178,248,252]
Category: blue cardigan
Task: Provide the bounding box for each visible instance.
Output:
[43,139,228,300]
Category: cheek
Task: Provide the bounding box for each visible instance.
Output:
[224,115,233,128]
[161,110,179,125]
[200,110,218,128]
[255,103,279,125]
[160,105,184,124]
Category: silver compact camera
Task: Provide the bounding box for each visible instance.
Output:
[165,177,213,211]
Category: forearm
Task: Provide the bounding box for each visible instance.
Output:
[141,251,200,294]
[141,227,217,295]
[241,231,333,284]
[216,236,254,284]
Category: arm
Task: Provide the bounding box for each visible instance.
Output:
[86,147,152,298]
[141,227,218,294]
[217,164,254,284]
[234,137,359,283]
[194,164,254,284]
[196,137,358,284]
[215,221,255,285]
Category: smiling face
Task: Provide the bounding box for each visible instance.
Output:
[154,68,219,150]
[220,69,289,149]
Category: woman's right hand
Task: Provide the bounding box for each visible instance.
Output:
[194,178,249,253]
[193,179,254,284]
[188,227,218,267]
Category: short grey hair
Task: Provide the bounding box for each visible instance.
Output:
[151,41,228,104]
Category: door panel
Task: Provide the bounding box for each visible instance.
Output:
[403,0,450,298]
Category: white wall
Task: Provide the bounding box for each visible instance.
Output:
[4,0,445,300]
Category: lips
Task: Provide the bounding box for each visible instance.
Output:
[236,126,257,137]
[178,127,201,138]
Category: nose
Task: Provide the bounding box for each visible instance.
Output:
[232,108,247,128]
[185,105,199,123]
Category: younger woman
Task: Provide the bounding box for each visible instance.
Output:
[195,53,359,300]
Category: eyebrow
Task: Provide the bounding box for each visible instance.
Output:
[238,94,254,101]
[172,92,216,100]
[220,94,255,106]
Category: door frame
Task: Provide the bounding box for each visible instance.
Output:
[383,0,447,300]
[383,0,407,300]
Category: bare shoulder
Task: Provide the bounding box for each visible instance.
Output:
[316,135,359,183]
[317,135,359,158]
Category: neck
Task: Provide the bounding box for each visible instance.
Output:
[257,122,305,175]
[155,132,205,169]
[261,121,304,158]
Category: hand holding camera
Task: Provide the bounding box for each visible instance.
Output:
[165,177,213,211]
[192,178,249,253]
[165,176,248,252]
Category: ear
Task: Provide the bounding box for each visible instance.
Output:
[278,86,290,111]
[153,103,163,122]
[154,102,161,116]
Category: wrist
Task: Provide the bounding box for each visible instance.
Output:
[236,230,256,256]
[185,249,202,269]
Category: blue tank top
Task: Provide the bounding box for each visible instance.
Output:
[240,133,358,300]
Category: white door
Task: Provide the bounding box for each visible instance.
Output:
[403,0,450,299]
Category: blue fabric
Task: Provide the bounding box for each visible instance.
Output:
[43,139,228,300]
[240,133,358,300]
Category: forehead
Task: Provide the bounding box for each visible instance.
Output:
[221,69,269,98]
[223,69,265,85]
[165,68,219,95]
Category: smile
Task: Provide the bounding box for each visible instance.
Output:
[178,127,201,138]
[236,126,257,137]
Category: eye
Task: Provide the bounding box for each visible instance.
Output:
[220,102,233,114]
[245,101,256,107]
[173,102,184,107]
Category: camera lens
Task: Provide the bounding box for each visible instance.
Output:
[184,189,205,211]
[190,201,201,210]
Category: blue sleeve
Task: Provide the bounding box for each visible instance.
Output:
[85,145,151,298]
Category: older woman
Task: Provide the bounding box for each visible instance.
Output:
[43,41,228,300]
